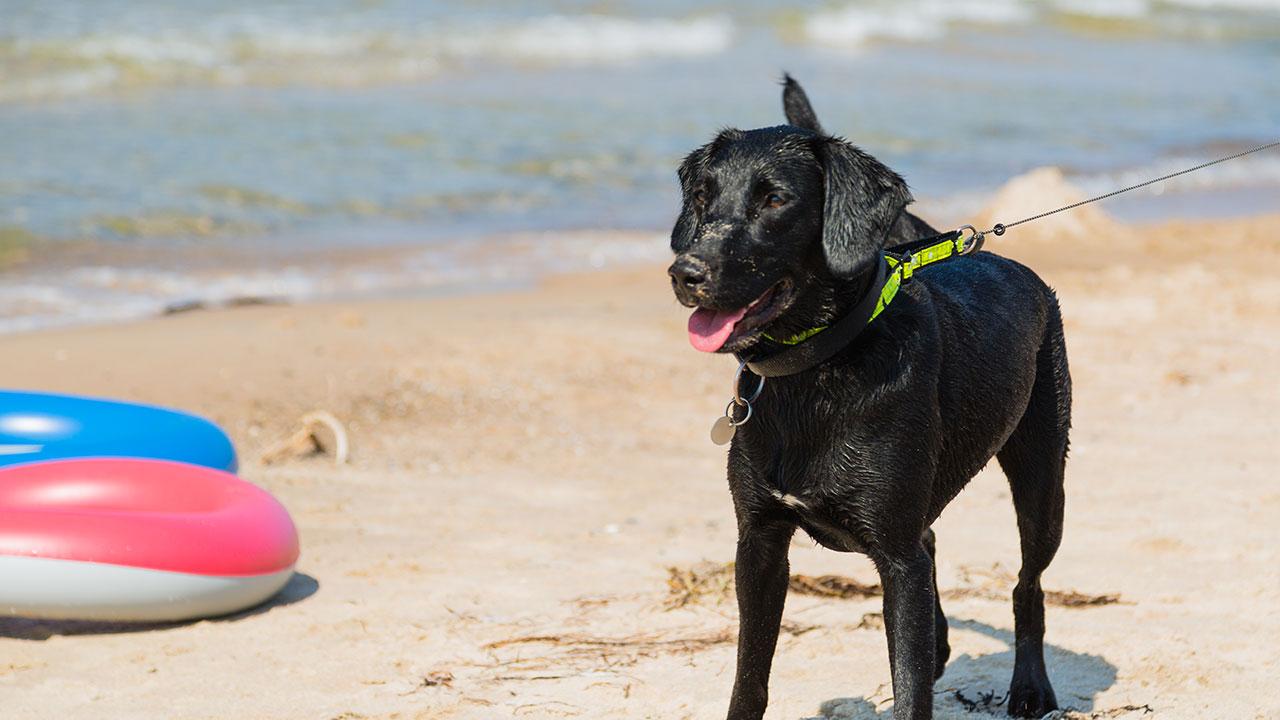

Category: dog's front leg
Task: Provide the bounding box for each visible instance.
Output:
[880,546,937,720]
[726,520,795,720]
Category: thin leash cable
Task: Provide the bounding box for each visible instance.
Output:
[982,139,1280,237]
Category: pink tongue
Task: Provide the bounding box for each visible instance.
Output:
[688,306,748,352]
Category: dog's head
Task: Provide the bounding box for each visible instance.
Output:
[668,81,911,354]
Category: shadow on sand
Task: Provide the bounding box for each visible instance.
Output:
[807,618,1117,719]
[0,571,318,641]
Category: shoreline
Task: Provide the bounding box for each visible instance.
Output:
[5,181,1277,338]
[0,227,671,336]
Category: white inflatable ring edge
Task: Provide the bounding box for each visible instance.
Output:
[0,555,296,622]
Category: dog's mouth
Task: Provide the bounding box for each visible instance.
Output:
[687,279,793,353]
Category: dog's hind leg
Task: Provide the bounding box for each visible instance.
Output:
[923,528,950,680]
[996,306,1070,718]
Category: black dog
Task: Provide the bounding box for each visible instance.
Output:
[667,77,1070,720]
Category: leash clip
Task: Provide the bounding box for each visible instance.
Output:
[957,224,985,255]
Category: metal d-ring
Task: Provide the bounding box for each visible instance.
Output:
[732,359,766,406]
[957,224,985,255]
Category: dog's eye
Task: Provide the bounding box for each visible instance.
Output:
[764,192,787,209]
[692,188,707,207]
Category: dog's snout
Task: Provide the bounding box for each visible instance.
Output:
[669,255,709,291]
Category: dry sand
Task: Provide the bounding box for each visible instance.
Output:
[2,204,1279,719]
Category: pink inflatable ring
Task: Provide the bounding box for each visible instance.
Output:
[0,458,299,622]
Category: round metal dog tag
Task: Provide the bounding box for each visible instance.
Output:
[710,415,736,445]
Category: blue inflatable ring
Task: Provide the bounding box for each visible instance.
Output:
[0,390,237,472]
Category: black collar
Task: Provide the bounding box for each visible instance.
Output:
[737,256,889,377]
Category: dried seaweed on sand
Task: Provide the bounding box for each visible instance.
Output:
[664,561,1120,609]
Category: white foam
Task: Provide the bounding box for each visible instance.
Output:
[0,231,670,335]
[1069,153,1280,197]
[1161,0,1280,11]
[1052,0,1152,18]
[915,150,1280,228]
[0,14,735,101]
[61,33,225,66]
[800,0,1280,49]
[445,15,733,63]
[804,0,1032,48]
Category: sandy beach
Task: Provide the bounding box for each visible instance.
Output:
[3,203,1279,719]
[5,2,1280,717]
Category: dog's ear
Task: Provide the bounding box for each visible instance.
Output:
[781,74,824,135]
[814,136,912,278]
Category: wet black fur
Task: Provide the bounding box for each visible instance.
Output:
[667,77,1071,720]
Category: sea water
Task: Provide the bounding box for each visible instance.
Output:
[1,0,1278,331]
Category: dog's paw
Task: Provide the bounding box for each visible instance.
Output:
[1006,677,1057,718]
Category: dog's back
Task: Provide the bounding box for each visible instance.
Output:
[909,251,1070,516]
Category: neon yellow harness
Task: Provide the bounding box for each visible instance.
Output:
[766,232,969,346]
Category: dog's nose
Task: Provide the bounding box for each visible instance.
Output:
[668,255,709,291]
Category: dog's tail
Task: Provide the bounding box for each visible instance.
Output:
[1040,289,1073,446]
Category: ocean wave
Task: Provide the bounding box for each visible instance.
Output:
[803,0,1033,48]
[915,151,1280,228]
[799,0,1280,48]
[445,15,733,63]
[0,230,669,334]
[5,2,1277,101]
[1046,0,1280,29]
[1160,0,1280,11]
[1069,152,1280,197]
[1051,0,1152,19]
[0,14,733,102]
